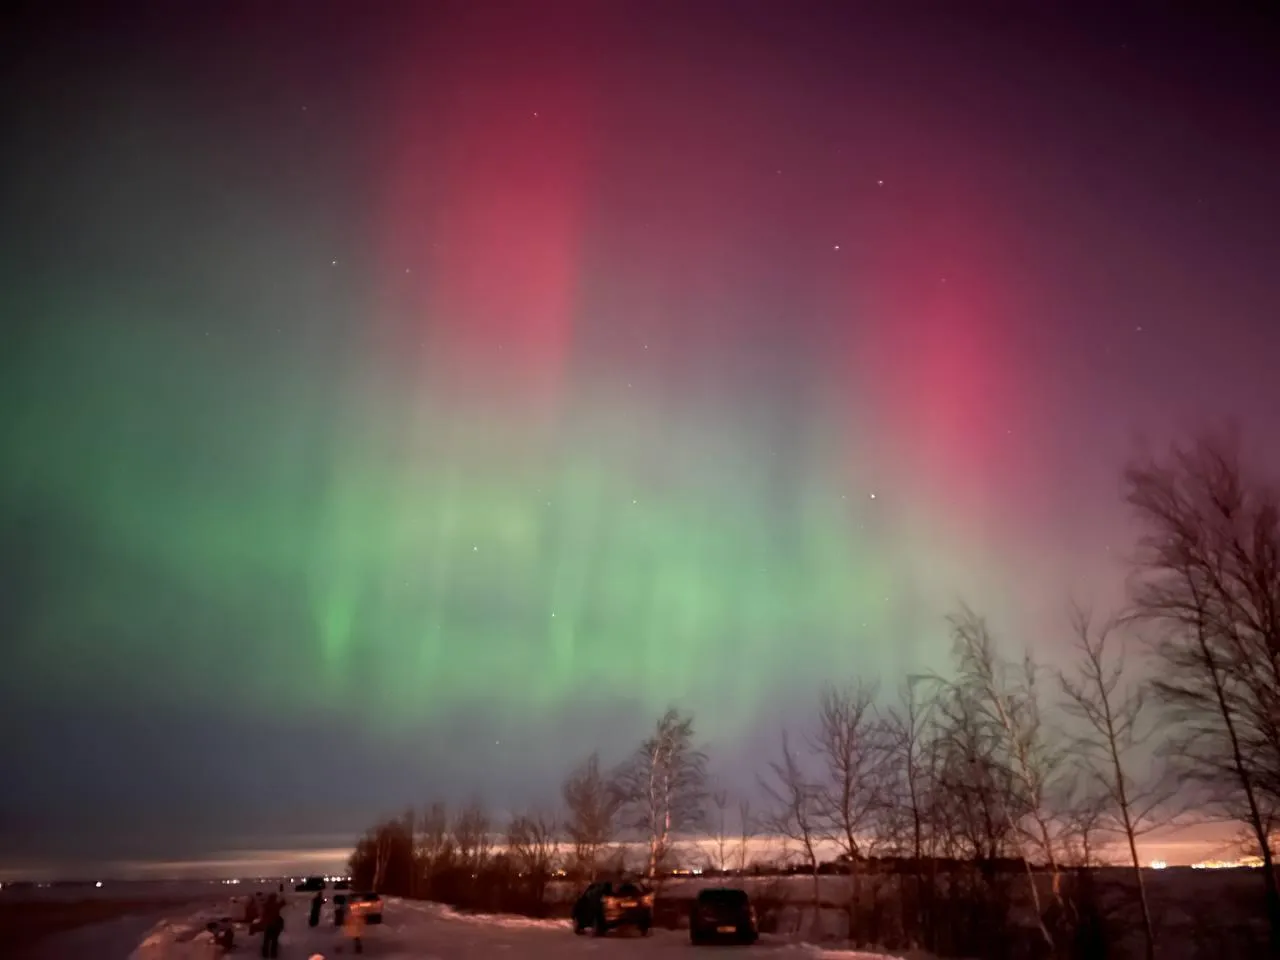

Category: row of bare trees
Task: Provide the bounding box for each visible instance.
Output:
[347,435,1280,958]
[748,435,1280,958]
[349,707,713,910]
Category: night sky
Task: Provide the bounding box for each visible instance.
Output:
[2,3,1278,876]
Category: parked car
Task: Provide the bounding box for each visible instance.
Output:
[347,891,383,923]
[689,887,758,945]
[296,876,326,892]
[572,881,653,936]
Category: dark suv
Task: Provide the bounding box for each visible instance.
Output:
[572,880,654,936]
[689,887,758,945]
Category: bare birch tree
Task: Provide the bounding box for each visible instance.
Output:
[1125,435,1280,948]
[1059,606,1160,960]
[950,607,1064,950]
[373,820,393,892]
[614,707,708,877]
[562,751,620,880]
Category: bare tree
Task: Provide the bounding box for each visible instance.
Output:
[760,731,822,932]
[507,810,560,907]
[812,682,884,861]
[884,675,947,948]
[562,751,620,880]
[1059,606,1160,960]
[933,679,1018,874]
[373,819,393,892]
[452,798,492,872]
[884,677,934,866]
[1125,436,1280,948]
[736,798,754,873]
[950,608,1064,950]
[416,800,453,895]
[1059,781,1109,869]
[703,787,734,872]
[811,681,884,942]
[614,707,709,877]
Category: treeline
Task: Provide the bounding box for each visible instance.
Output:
[349,435,1280,960]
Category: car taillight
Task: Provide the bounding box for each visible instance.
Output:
[641,894,654,907]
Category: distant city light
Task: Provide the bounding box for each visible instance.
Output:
[95,881,103,888]
[1191,856,1264,870]
[1149,860,1167,870]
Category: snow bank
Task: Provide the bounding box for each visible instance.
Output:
[129,914,222,960]
[400,898,569,932]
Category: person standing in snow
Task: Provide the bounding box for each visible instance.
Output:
[342,902,366,954]
[309,890,323,927]
[260,891,284,958]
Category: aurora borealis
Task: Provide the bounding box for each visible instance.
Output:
[3,4,1279,873]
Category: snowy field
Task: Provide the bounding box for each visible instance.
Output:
[124,896,900,959]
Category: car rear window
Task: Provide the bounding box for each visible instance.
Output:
[699,889,748,905]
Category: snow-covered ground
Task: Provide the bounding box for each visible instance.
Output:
[128,896,901,959]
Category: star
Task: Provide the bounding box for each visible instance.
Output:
[331,260,337,266]
[877,179,884,185]
[869,492,877,499]
[833,244,840,251]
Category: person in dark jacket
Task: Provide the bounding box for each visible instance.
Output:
[309,890,323,927]
[260,892,284,958]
